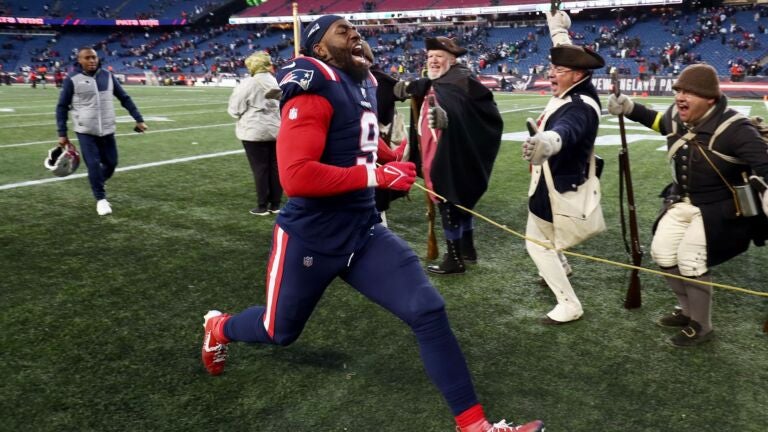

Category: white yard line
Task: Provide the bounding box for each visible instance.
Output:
[0,110,228,129]
[0,101,227,118]
[0,122,234,148]
[0,149,244,190]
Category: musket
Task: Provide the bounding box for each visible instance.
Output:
[612,70,643,309]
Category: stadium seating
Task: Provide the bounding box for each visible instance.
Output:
[2,3,766,80]
[3,0,221,20]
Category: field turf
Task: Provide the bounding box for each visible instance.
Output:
[1,84,766,431]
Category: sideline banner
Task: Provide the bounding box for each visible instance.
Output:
[0,16,186,26]
[497,74,768,99]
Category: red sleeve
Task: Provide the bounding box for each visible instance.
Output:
[277,94,369,197]
[376,137,397,163]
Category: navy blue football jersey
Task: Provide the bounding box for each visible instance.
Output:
[275,57,382,255]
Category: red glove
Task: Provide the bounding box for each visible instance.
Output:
[374,161,416,191]
[392,138,408,162]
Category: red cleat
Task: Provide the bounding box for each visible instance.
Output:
[488,419,544,432]
[459,419,545,432]
[201,310,231,376]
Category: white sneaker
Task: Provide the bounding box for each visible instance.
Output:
[96,199,112,216]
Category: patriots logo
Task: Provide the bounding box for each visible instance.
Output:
[279,69,314,91]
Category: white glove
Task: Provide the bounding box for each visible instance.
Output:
[750,175,768,215]
[428,105,448,130]
[608,93,634,116]
[522,130,562,165]
[762,191,768,216]
[546,10,572,46]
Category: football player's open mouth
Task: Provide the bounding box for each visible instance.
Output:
[351,44,367,65]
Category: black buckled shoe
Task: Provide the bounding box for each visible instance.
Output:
[427,254,465,275]
[427,239,465,275]
[656,308,691,328]
[668,320,714,347]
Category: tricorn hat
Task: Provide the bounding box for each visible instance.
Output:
[550,44,605,70]
[425,37,467,57]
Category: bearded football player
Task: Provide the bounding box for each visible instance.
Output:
[200,15,543,432]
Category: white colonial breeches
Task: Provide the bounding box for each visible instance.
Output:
[650,201,708,277]
[525,213,583,322]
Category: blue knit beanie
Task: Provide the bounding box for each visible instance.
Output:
[302,15,343,55]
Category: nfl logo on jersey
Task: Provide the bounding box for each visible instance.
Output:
[303,256,313,267]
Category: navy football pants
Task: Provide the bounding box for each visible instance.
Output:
[76,132,117,200]
[225,223,479,415]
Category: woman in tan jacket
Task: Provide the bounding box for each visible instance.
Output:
[228,51,282,215]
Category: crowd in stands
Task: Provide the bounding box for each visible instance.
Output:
[0,0,222,21]
[2,3,767,86]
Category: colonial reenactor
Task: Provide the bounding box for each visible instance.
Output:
[521,9,605,324]
[608,63,768,346]
[404,36,503,275]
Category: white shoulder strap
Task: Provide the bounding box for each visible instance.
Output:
[666,131,696,161]
[580,95,601,120]
[665,109,748,165]
[707,112,748,165]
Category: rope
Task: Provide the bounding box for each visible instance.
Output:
[411,181,768,299]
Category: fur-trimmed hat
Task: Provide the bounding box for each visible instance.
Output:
[672,63,721,99]
[244,51,272,75]
[550,44,605,70]
[425,37,467,57]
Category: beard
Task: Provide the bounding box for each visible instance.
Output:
[325,44,369,82]
[427,65,449,80]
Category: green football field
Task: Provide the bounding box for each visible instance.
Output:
[1,84,766,431]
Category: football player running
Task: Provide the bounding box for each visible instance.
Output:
[201,15,543,432]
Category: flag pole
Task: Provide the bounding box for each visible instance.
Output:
[292,2,300,58]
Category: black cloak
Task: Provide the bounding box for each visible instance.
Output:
[408,64,503,209]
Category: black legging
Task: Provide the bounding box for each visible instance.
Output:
[242,140,282,209]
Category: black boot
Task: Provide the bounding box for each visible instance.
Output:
[460,231,477,264]
[427,239,465,275]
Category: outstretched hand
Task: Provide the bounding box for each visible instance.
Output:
[522,130,562,165]
[393,80,410,100]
